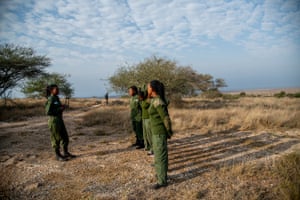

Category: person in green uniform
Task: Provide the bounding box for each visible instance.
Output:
[138,90,153,155]
[129,86,144,149]
[147,80,173,189]
[45,84,75,161]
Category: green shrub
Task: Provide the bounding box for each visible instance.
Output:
[240,92,246,97]
[222,94,240,100]
[201,89,223,99]
[294,92,300,98]
[274,91,286,98]
[286,92,300,98]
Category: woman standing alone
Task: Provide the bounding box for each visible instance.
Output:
[45,84,75,161]
[147,80,173,189]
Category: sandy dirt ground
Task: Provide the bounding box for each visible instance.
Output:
[0,105,300,200]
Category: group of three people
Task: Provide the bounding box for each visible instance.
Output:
[129,80,173,189]
[45,80,172,189]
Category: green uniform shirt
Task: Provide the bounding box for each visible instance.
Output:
[45,95,63,117]
[140,99,150,119]
[130,95,142,122]
[149,96,172,136]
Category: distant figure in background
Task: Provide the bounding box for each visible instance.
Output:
[147,80,173,189]
[105,92,109,105]
[138,90,153,155]
[45,84,76,161]
[129,86,144,149]
[64,96,70,108]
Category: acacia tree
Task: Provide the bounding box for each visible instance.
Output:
[0,44,50,98]
[109,56,226,97]
[22,73,74,99]
[212,78,227,90]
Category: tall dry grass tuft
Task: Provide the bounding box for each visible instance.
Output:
[213,161,276,200]
[0,98,45,121]
[274,152,300,200]
[80,105,131,134]
[200,152,300,200]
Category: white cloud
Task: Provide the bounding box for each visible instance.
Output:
[2,0,297,56]
[0,0,299,96]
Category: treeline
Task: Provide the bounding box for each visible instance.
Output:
[5,43,298,103]
[273,91,300,98]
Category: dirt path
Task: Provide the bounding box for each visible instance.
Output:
[0,107,299,200]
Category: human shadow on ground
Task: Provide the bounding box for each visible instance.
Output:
[167,131,300,184]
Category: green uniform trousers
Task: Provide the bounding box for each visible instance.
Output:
[132,120,143,141]
[143,118,152,151]
[48,117,69,150]
[152,133,168,185]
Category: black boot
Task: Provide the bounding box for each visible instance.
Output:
[55,149,67,161]
[132,138,139,147]
[136,140,145,149]
[63,146,76,158]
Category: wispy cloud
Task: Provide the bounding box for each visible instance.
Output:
[0,0,299,96]
[1,0,299,56]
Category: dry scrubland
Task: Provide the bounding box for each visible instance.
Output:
[0,95,300,200]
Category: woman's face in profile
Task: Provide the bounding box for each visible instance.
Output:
[52,87,59,95]
[147,84,153,97]
[128,88,135,96]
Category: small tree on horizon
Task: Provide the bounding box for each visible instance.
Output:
[0,43,51,99]
[212,78,227,90]
[22,73,74,99]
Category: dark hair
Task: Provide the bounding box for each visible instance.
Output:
[138,90,145,100]
[46,84,58,98]
[129,85,138,95]
[150,80,167,104]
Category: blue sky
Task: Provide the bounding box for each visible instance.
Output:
[1,0,299,97]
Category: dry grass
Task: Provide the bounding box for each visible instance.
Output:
[225,151,300,200]
[0,98,45,121]
[203,160,277,200]
[80,105,131,134]
[274,152,300,200]
[69,98,127,109]
[0,96,299,199]
[76,95,300,199]
[186,151,300,200]
[0,98,127,121]
[68,97,300,135]
[171,97,300,133]
[1,96,299,135]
